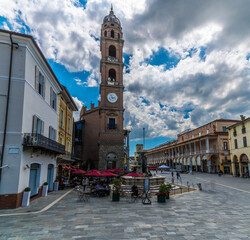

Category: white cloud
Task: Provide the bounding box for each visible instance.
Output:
[72,96,84,121]
[1,0,250,141]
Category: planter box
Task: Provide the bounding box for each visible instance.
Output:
[112,193,120,201]
[157,194,166,203]
[22,191,31,207]
[166,192,170,199]
[42,185,48,197]
[54,181,59,191]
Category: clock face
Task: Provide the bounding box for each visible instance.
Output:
[107,93,118,103]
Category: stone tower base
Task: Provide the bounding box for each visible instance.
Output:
[99,144,124,170]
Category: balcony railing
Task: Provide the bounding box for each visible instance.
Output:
[107,124,117,129]
[106,56,118,63]
[23,133,65,154]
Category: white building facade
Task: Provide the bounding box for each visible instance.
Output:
[0,30,64,209]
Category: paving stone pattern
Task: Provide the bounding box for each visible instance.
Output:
[0,173,250,240]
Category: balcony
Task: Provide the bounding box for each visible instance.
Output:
[107,124,117,129]
[23,133,65,154]
[106,56,118,63]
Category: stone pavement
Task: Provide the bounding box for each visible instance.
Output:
[1,173,250,240]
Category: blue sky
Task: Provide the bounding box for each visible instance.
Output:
[1,0,250,156]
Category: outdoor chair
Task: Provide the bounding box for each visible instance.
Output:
[77,189,91,202]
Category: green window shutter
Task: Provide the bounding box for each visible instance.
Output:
[35,66,39,91]
[41,120,44,135]
[32,115,37,133]
[43,77,46,98]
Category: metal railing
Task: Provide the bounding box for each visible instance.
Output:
[107,124,117,129]
[23,133,65,154]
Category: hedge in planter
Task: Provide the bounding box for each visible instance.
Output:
[22,187,31,207]
[157,183,172,203]
[112,179,121,201]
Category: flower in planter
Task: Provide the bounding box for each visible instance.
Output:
[157,183,172,196]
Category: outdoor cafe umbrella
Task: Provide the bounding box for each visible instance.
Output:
[106,168,124,172]
[71,169,87,174]
[123,172,145,177]
[123,172,145,186]
[100,172,118,177]
[85,171,103,177]
[158,165,170,169]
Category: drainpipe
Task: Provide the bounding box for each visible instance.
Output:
[0,34,14,181]
[64,102,69,153]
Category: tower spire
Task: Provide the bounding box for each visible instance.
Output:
[110,4,114,14]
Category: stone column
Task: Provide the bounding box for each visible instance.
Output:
[199,140,202,153]
[231,162,236,176]
[239,162,243,177]
[189,143,191,156]
[194,142,196,154]
[207,160,211,173]
[201,159,203,172]
[206,138,210,153]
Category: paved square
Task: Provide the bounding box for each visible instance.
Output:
[1,173,250,240]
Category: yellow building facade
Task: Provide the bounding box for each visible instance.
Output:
[56,85,78,176]
[228,116,250,177]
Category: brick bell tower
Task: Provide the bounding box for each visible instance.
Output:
[98,6,125,170]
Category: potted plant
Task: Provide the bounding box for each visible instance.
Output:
[112,179,121,201]
[54,179,59,191]
[157,183,172,203]
[22,187,31,207]
[42,182,48,197]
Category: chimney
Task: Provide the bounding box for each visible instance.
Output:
[91,103,95,109]
[240,115,245,121]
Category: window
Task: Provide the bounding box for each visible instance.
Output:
[198,132,201,137]
[118,33,120,39]
[35,66,45,98]
[38,73,44,96]
[207,129,209,134]
[109,45,116,58]
[242,125,246,134]
[222,126,226,132]
[111,30,114,38]
[59,137,63,144]
[223,142,228,150]
[104,31,107,37]
[50,87,57,110]
[243,136,247,147]
[234,139,238,149]
[49,126,56,141]
[192,134,194,139]
[60,110,64,128]
[68,117,71,133]
[108,118,116,129]
[111,23,114,26]
[32,115,44,135]
[108,69,116,81]
[233,128,237,137]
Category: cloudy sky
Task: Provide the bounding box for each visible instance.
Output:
[1,0,250,155]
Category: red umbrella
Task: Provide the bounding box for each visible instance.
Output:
[87,169,100,173]
[100,172,118,177]
[123,172,145,177]
[62,165,73,170]
[85,171,103,176]
[71,169,87,174]
[107,168,124,172]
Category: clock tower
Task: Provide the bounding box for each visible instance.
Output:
[80,7,125,170]
[98,6,125,170]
